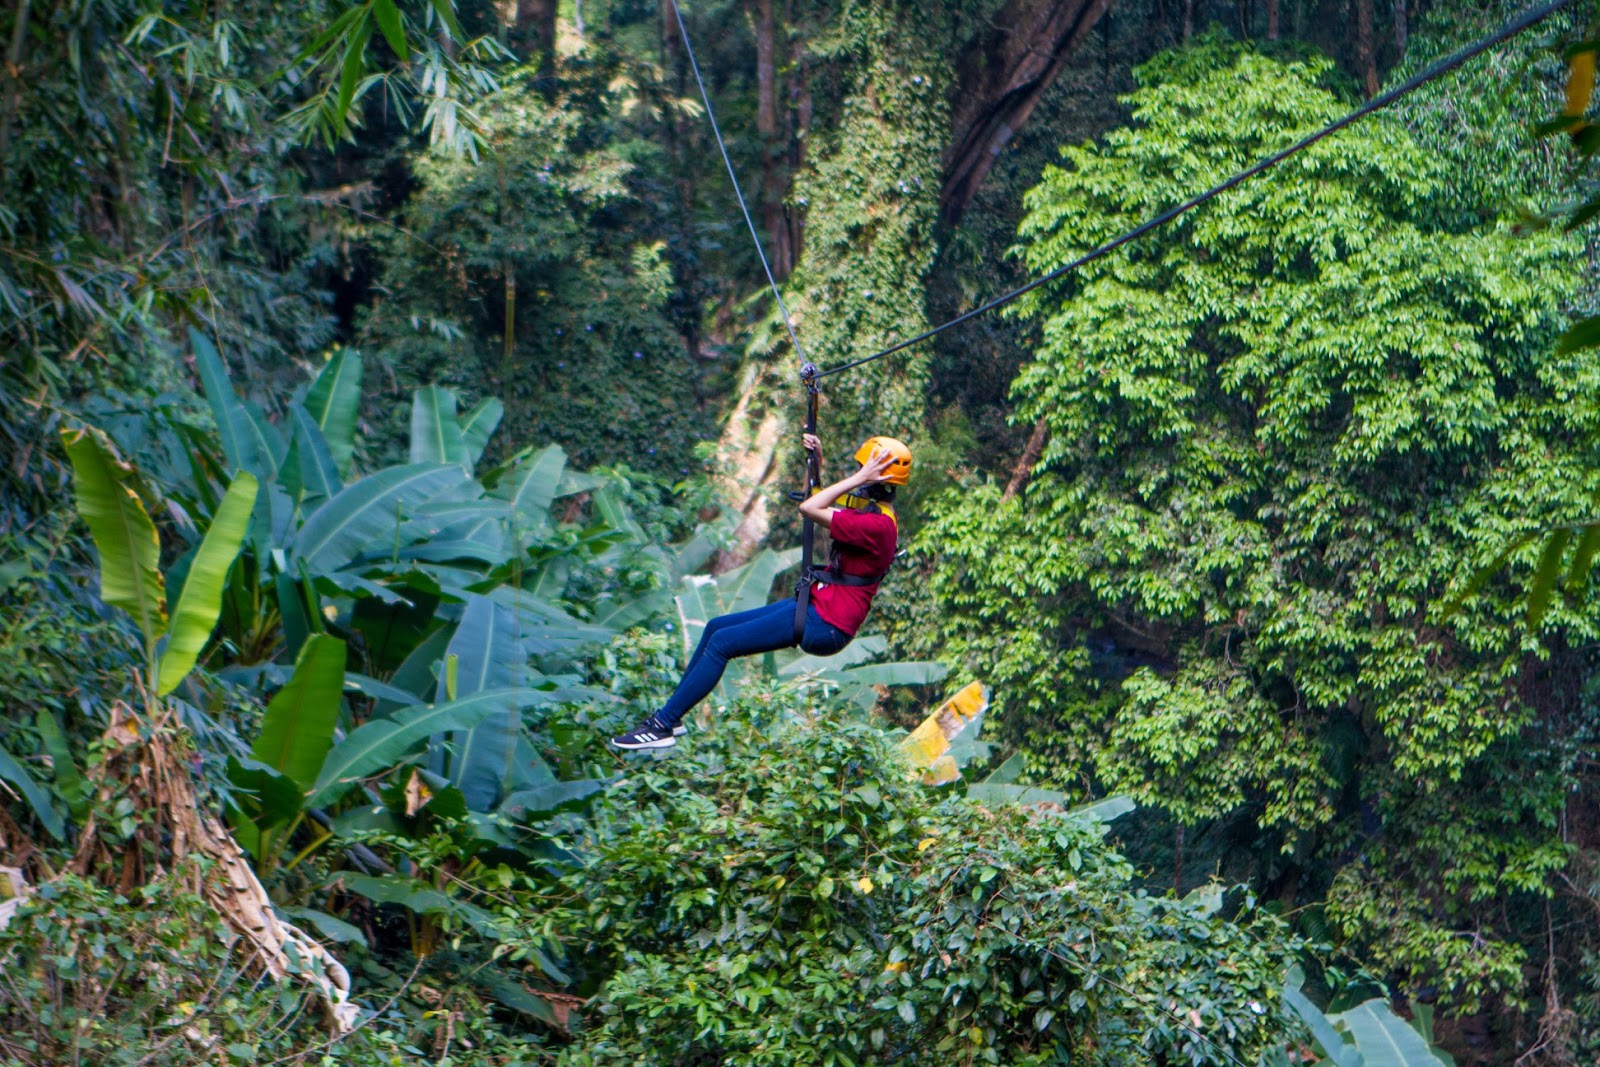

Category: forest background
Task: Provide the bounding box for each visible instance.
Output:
[4,0,1600,1063]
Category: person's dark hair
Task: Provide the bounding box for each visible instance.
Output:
[865,483,897,503]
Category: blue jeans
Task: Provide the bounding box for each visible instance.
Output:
[654,598,852,728]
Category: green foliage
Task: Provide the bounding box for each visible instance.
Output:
[359,77,715,474]
[559,699,1299,1066]
[1281,970,1455,1066]
[784,2,953,441]
[921,40,1587,1012]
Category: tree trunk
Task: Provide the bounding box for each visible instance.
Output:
[1002,417,1050,502]
[1392,0,1406,54]
[1356,0,1378,97]
[755,0,791,280]
[782,44,812,274]
[511,0,557,82]
[502,258,516,383]
[1267,0,1280,40]
[941,0,1115,225]
[0,0,31,176]
[1173,824,1186,894]
[1183,0,1194,40]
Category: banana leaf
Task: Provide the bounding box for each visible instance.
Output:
[0,742,64,840]
[338,872,501,936]
[281,404,342,508]
[158,471,257,694]
[440,596,528,811]
[309,689,538,807]
[1332,1000,1454,1066]
[460,398,504,471]
[61,426,165,647]
[494,444,566,533]
[300,349,363,475]
[252,634,347,791]
[410,385,468,468]
[290,463,462,571]
[189,329,277,484]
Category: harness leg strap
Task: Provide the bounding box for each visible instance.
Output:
[793,575,811,647]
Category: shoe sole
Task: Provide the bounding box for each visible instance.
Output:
[610,735,678,751]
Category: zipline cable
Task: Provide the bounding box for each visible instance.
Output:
[663,0,824,641]
[816,0,1576,380]
[665,0,808,365]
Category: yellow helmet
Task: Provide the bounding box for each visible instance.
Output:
[854,436,912,485]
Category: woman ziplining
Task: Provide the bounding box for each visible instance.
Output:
[617,0,1574,754]
[609,434,912,751]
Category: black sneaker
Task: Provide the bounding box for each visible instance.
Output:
[609,718,686,751]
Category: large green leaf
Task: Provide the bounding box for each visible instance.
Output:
[281,404,343,508]
[226,756,306,852]
[372,0,408,60]
[0,741,64,840]
[824,661,949,687]
[460,397,503,471]
[290,463,461,571]
[410,385,468,468]
[189,328,277,481]
[157,471,258,694]
[1281,973,1359,1067]
[590,588,670,633]
[719,548,802,616]
[34,710,89,821]
[308,689,538,807]
[493,444,566,533]
[1527,526,1572,627]
[499,778,608,818]
[339,871,500,935]
[1332,1000,1453,1066]
[252,635,347,793]
[61,426,165,647]
[442,596,528,811]
[965,782,1071,807]
[1068,795,1136,824]
[301,349,363,476]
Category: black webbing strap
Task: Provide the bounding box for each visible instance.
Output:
[794,364,820,646]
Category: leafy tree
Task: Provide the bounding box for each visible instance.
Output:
[560,701,1299,1067]
[359,76,715,473]
[918,37,1590,1013]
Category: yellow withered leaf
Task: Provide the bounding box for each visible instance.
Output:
[900,681,989,785]
[1567,49,1596,118]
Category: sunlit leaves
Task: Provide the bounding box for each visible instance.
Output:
[923,41,1586,1010]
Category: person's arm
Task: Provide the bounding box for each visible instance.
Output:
[798,438,895,530]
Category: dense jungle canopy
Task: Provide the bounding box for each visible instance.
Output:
[5,0,1600,1063]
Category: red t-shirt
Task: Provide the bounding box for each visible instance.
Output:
[810,508,898,636]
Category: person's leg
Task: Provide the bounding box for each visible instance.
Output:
[652,599,798,728]
[676,601,771,684]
